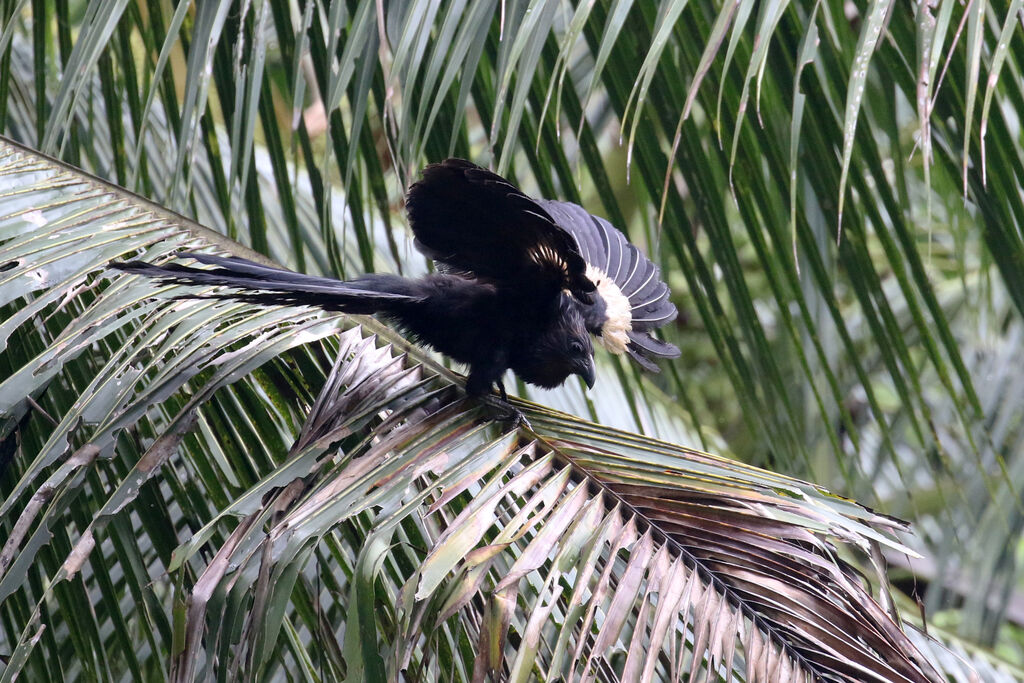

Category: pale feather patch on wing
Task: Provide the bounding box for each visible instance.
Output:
[528,244,570,274]
[586,264,632,354]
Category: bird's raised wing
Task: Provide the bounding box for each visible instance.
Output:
[539,200,680,371]
[406,159,595,301]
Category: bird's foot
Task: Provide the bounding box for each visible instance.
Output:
[478,393,532,431]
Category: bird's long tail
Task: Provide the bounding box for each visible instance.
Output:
[110,253,420,315]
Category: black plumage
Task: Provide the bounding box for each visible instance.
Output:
[537,199,678,370]
[112,159,679,398]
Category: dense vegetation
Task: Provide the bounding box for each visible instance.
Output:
[1,0,1023,680]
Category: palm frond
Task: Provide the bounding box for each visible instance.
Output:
[4,0,1024,675]
[0,138,951,680]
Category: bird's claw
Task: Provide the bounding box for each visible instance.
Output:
[479,393,532,431]
[503,406,532,431]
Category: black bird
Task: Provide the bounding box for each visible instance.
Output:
[112,159,679,400]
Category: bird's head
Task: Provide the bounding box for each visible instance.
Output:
[558,298,596,389]
[511,297,596,390]
[565,331,595,388]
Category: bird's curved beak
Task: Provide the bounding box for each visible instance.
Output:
[578,359,596,389]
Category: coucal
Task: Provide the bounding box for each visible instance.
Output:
[113,159,679,399]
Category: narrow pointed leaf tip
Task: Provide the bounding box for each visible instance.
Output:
[1,139,953,681]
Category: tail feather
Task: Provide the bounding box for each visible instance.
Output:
[627,330,680,358]
[110,254,419,315]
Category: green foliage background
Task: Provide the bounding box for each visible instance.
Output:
[2,0,1024,679]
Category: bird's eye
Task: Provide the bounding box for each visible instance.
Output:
[570,340,584,355]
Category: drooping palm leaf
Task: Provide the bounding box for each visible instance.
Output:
[3,0,1024,674]
[0,0,1009,481]
[0,139,954,680]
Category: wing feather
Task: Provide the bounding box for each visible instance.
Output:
[627,330,681,358]
[619,247,642,293]
[570,212,603,266]
[628,261,659,302]
[406,159,594,301]
[538,199,679,364]
[407,161,679,370]
[625,345,661,372]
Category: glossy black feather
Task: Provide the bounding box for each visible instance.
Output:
[407,159,595,302]
[111,253,596,396]
[111,257,418,314]
[538,199,679,362]
[113,159,678,395]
